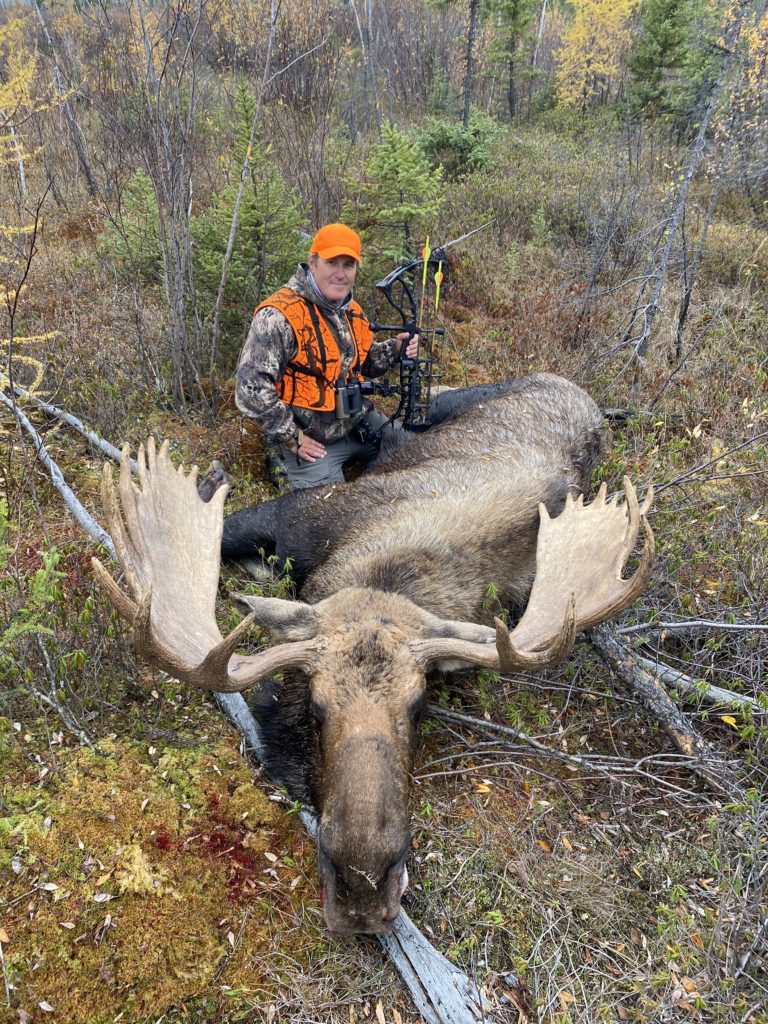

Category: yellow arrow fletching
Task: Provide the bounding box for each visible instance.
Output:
[434,261,444,309]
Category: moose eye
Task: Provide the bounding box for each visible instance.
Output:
[387,835,412,877]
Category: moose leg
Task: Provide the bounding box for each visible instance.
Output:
[427,380,522,426]
[221,500,280,562]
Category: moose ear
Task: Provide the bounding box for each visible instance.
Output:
[230,593,319,640]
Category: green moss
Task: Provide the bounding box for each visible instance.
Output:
[0,731,318,1024]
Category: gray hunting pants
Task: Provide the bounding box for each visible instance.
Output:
[272,408,393,490]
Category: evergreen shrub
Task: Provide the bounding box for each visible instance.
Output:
[417,110,501,179]
[343,122,444,272]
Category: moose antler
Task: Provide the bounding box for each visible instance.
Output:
[92,439,325,692]
[412,478,654,671]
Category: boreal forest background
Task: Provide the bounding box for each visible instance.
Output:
[1,1,767,1022]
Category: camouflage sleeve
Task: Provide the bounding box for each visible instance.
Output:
[235,307,299,446]
[361,336,400,378]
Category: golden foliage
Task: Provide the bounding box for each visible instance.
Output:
[555,0,641,108]
[744,9,768,111]
[0,17,35,117]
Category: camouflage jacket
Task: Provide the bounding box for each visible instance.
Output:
[236,265,401,446]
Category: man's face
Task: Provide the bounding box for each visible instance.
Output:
[310,254,358,303]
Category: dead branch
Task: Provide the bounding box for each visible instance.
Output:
[619,1,751,379]
[426,706,726,803]
[0,389,117,559]
[590,624,742,798]
[619,619,768,636]
[32,0,98,197]
[651,429,768,498]
[428,703,627,781]
[6,383,137,472]
[635,655,762,713]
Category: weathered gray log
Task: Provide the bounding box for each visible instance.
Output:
[1,389,117,559]
[635,655,761,712]
[7,383,137,472]
[590,624,742,798]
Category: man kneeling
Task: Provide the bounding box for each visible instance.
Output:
[235,223,418,490]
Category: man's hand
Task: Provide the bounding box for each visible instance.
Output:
[397,331,419,360]
[288,434,326,462]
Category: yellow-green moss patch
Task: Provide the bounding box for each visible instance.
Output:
[0,731,319,1024]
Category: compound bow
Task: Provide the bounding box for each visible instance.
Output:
[369,243,448,431]
[368,223,492,432]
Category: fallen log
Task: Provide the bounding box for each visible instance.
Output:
[635,655,761,713]
[6,382,137,472]
[1,389,117,559]
[590,624,743,798]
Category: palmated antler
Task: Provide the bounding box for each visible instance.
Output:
[412,478,654,672]
[92,439,325,692]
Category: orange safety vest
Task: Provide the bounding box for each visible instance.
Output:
[255,287,375,412]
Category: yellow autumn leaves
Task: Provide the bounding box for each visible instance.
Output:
[555,0,641,108]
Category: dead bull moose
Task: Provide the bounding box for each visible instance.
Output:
[92,373,654,936]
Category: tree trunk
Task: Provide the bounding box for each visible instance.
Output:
[0,111,28,198]
[532,0,547,70]
[462,0,480,129]
[133,0,207,409]
[33,0,98,198]
[507,39,518,120]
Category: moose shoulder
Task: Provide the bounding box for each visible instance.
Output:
[93,373,654,936]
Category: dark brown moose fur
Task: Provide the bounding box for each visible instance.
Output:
[224,373,605,934]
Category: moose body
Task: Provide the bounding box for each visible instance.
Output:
[94,373,653,936]
[222,373,604,610]
[221,374,604,930]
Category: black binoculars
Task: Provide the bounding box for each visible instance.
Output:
[335,379,374,419]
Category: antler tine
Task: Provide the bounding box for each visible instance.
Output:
[92,437,325,693]
[91,556,138,621]
[100,455,146,594]
[409,478,653,674]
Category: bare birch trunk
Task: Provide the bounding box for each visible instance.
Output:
[33,0,98,198]
[532,0,547,70]
[133,0,206,409]
[0,111,28,198]
[208,0,279,398]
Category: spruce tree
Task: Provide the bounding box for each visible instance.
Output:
[191,83,306,360]
[344,123,444,267]
[626,0,691,121]
[625,0,720,134]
